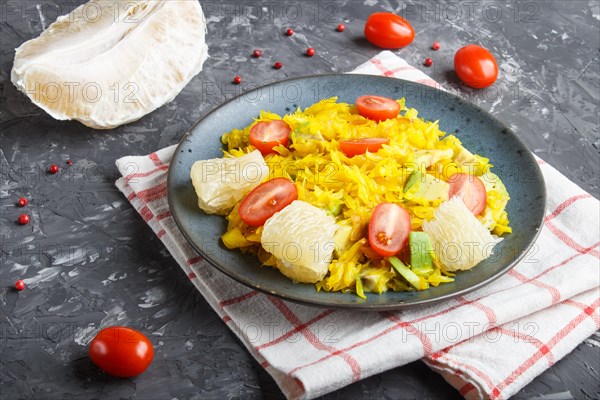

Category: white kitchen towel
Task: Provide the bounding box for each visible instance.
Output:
[115,51,600,400]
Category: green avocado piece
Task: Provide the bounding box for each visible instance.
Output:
[453,144,478,167]
[413,149,454,168]
[404,171,450,203]
[409,232,435,275]
[478,171,510,229]
[404,170,421,192]
[333,224,353,257]
[480,172,509,197]
[328,202,343,217]
[389,256,421,290]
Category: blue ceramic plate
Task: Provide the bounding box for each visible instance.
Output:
[167,74,545,310]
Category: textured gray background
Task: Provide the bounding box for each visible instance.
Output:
[1,0,599,399]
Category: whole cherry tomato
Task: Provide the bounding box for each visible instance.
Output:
[364,13,415,49]
[88,326,154,378]
[454,45,499,89]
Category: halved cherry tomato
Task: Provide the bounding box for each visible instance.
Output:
[339,138,390,157]
[368,203,411,257]
[356,95,400,121]
[239,178,298,226]
[448,173,487,216]
[88,326,154,378]
[454,45,498,89]
[249,120,291,155]
[364,12,415,49]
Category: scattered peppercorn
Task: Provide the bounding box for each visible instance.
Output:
[17,214,30,225]
[15,280,25,291]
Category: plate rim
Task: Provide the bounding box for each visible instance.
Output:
[167,73,547,310]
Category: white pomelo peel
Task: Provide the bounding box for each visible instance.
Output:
[11,0,209,129]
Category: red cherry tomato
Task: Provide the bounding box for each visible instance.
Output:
[339,138,390,157]
[88,326,154,378]
[364,13,415,49]
[448,173,487,216]
[454,45,499,89]
[249,120,291,155]
[368,203,411,257]
[239,178,298,227]
[356,95,400,121]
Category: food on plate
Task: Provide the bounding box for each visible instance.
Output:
[478,171,511,234]
[249,120,291,155]
[238,178,298,227]
[368,203,411,257]
[404,170,450,203]
[88,326,154,378]
[447,172,487,216]
[454,44,499,89]
[191,96,511,297]
[339,138,390,157]
[11,0,208,129]
[423,197,502,271]
[364,13,415,49]
[190,150,268,215]
[261,200,338,283]
[355,95,400,121]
